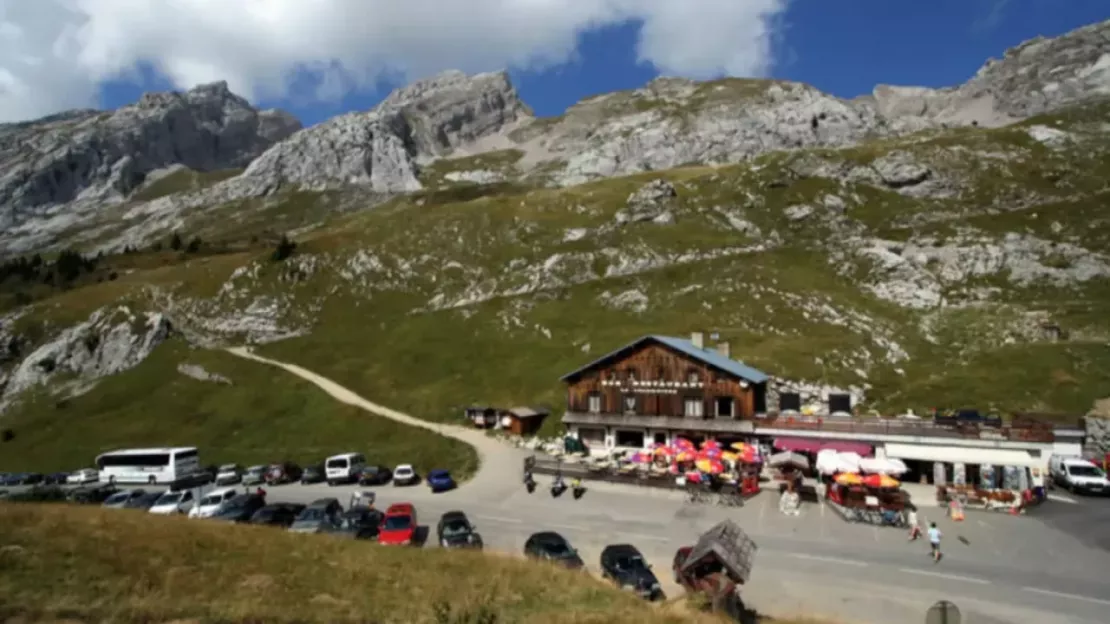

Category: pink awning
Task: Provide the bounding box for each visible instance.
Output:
[773,437,873,456]
[818,440,873,456]
[773,437,824,453]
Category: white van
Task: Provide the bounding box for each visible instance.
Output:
[150,486,210,515]
[188,487,240,518]
[325,452,366,486]
[1051,456,1109,495]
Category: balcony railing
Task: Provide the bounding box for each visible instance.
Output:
[562,411,754,433]
[754,415,1055,443]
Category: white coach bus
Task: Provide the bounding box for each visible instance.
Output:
[94,447,200,485]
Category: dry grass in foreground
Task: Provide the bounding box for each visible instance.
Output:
[0,505,738,624]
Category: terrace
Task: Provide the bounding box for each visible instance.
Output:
[753,413,1056,444]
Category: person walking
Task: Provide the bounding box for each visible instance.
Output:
[927,522,942,562]
[907,508,921,541]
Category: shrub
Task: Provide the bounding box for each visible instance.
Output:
[272,235,297,262]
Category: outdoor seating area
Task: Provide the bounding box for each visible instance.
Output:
[528,437,764,498]
[817,451,912,527]
[933,463,1043,515]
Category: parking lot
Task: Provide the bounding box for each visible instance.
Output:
[7,475,1110,624]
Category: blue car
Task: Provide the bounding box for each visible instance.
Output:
[426,470,456,493]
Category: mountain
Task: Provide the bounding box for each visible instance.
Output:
[0,81,301,255]
[1,19,1109,457]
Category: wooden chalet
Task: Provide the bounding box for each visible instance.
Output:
[561,332,769,452]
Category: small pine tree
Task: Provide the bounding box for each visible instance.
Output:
[170,232,183,251]
[271,235,297,262]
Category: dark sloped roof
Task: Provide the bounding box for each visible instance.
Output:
[560,335,769,384]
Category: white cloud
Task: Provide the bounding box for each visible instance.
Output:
[0,0,789,122]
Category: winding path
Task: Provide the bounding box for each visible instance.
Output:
[225,346,528,496]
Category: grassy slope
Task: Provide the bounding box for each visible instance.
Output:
[0,339,478,477]
[0,505,726,624]
[132,167,244,202]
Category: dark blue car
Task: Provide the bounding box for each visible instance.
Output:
[426,470,456,493]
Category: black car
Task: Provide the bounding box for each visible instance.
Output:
[523,532,584,569]
[436,511,483,550]
[599,544,662,600]
[122,491,163,511]
[1,472,41,486]
[325,508,384,540]
[102,488,148,509]
[300,464,326,485]
[249,503,307,528]
[68,484,119,504]
[356,465,392,486]
[44,472,70,485]
[173,468,215,490]
[211,494,269,523]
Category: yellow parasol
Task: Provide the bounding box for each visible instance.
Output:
[721,451,739,462]
[863,473,901,489]
[675,450,696,462]
[729,442,748,451]
[834,472,863,486]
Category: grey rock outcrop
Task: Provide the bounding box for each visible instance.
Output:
[225,70,528,196]
[872,19,1110,128]
[0,82,300,256]
[0,306,173,409]
[0,81,299,224]
[177,363,232,385]
[615,179,678,224]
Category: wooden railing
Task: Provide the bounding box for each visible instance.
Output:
[754,415,1055,443]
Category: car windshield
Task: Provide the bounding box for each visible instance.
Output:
[297,508,327,522]
[395,466,413,475]
[430,471,448,480]
[615,555,646,570]
[326,459,347,469]
[384,515,412,530]
[218,465,237,471]
[246,466,265,474]
[104,492,130,504]
[199,494,225,506]
[155,492,184,505]
[441,520,470,537]
[1069,465,1105,478]
[542,540,573,557]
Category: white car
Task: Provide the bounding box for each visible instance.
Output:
[214,464,243,486]
[66,468,99,485]
[149,488,205,515]
[187,487,239,519]
[393,464,419,487]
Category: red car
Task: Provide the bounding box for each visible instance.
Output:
[378,503,418,546]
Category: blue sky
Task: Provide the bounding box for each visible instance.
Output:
[98,0,1109,127]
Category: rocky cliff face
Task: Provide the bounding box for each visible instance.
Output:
[0,81,301,254]
[871,18,1110,128]
[222,70,528,197]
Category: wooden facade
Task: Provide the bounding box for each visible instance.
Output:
[564,340,767,422]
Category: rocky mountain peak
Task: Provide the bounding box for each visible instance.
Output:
[0,82,301,255]
[226,69,528,197]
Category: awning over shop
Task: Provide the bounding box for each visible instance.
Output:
[883,443,1043,468]
[774,437,873,456]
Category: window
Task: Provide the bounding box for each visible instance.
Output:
[686,370,700,384]
[578,427,605,446]
[587,393,602,414]
[653,432,667,445]
[623,395,638,415]
[174,449,198,461]
[615,430,645,448]
[683,398,704,418]
[626,368,637,382]
[655,367,666,382]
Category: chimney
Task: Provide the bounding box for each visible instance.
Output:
[716,341,731,359]
[690,331,704,349]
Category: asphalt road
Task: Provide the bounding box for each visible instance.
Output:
[15,477,1108,624]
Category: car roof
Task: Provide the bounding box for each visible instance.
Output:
[205,487,238,497]
[528,531,568,543]
[1062,457,1096,466]
[602,544,642,557]
[386,503,414,514]
[307,498,340,507]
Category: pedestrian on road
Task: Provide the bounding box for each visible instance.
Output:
[927,522,942,562]
[907,508,920,541]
